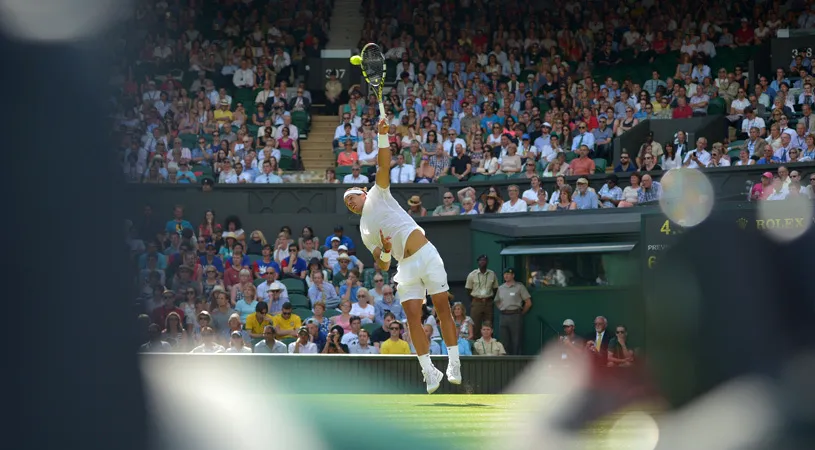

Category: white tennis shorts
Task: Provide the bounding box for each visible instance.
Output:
[393,241,448,302]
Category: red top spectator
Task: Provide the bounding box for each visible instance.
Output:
[153,290,185,326]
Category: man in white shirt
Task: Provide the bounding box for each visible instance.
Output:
[442,128,466,156]
[334,113,358,140]
[740,107,767,139]
[341,316,362,347]
[254,79,273,104]
[390,154,416,183]
[274,114,299,140]
[232,59,255,88]
[499,185,528,213]
[683,137,712,169]
[254,160,283,183]
[343,164,369,184]
[518,134,538,158]
[521,176,547,206]
[571,122,596,151]
[288,327,318,353]
[218,159,239,183]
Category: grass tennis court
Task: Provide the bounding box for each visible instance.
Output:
[332,394,656,449]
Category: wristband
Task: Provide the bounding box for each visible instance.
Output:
[380,250,392,262]
[378,134,389,148]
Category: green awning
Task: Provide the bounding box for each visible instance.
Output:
[499,242,638,256]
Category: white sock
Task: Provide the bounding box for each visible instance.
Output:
[446,345,460,363]
[417,353,434,374]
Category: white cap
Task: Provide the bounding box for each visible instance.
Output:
[338,244,348,251]
[563,319,575,326]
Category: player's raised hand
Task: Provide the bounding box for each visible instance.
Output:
[379,229,392,252]
[378,118,388,135]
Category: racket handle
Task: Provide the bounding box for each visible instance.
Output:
[378,102,386,118]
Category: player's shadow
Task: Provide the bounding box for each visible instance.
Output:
[420,403,492,408]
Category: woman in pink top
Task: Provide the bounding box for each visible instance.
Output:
[751,172,773,201]
[330,300,353,333]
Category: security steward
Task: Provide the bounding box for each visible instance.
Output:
[465,255,499,340]
[494,268,531,355]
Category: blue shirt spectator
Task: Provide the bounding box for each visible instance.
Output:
[573,183,600,209]
[339,284,360,303]
[324,233,354,250]
[165,218,193,236]
[441,337,474,356]
[308,280,341,309]
[374,297,406,324]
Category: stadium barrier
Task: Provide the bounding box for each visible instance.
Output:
[140,354,534,394]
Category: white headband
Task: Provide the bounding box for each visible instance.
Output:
[343,189,365,201]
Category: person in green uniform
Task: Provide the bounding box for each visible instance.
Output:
[493,268,531,355]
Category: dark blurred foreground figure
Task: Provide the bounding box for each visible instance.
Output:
[513,210,815,449]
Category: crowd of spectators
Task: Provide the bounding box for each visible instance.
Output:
[116,0,328,184]
[134,205,536,355]
[318,0,815,191]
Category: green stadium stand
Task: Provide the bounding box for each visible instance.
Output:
[490,174,508,181]
[470,174,490,182]
[289,294,310,309]
[335,165,353,179]
[437,175,459,184]
[253,278,264,287]
[324,309,341,318]
[594,158,608,174]
[362,322,379,336]
[281,278,306,294]
[293,307,312,319]
[565,152,579,163]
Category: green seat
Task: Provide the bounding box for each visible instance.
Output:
[293,307,312,319]
[335,165,353,179]
[247,254,262,266]
[362,323,379,335]
[324,309,341,318]
[289,293,309,308]
[291,110,309,133]
[490,174,507,181]
[253,278,264,287]
[509,172,525,179]
[437,174,459,184]
[470,174,490,182]
[727,149,742,160]
[593,158,608,174]
[281,278,306,294]
[730,140,745,148]
[279,148,295,170]
[280,337,296,346]
[179,133,198,149]
[565,152,578,163]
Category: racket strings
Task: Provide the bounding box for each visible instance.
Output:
[361,45,385,85]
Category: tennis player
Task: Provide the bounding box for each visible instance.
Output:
[344,119,461,394]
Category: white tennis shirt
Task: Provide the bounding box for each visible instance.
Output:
[360,185,423,261]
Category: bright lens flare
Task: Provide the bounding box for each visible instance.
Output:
[756,194,814,243]
[658,168,714,228]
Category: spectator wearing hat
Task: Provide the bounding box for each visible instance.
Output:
[272,302,303,340]
[256,269,289,308]
[518,134,538,160]
[407,195,427,217]
[331,244,363,275]
[559,319,584,361]
[473,321,507,356]
[323,225,354,251]
[465,255,499,340]
[494,268,532,355]
[289,326,318,353]
[225,330,252,353]
[254,325,288,353]
[214,98,234,127]
[598,174,624,208]
[573,178,600,210]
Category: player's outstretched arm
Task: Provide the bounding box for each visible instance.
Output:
[372,229,392,271]
[375,118,391,189]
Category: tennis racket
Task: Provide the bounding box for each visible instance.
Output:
[352,43,386,117]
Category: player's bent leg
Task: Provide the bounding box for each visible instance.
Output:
[402,298,443,394]
[430,292,463,385]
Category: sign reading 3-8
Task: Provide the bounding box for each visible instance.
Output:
[771,36,815,71]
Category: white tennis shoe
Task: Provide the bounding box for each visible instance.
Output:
[446,360,462,385]
[422,366,444,394]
